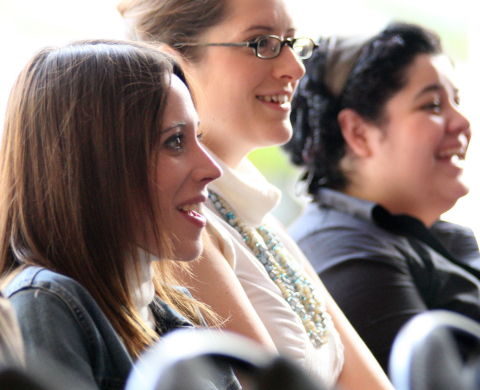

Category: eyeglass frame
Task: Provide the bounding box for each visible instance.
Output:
[173,35,318,60]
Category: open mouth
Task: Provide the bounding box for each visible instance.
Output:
[436,134,469,163]
[256,94,290,105]
[436,147,466,160]
[178,202,203,218]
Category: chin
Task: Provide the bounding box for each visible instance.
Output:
[452,180,470,200]
[439,181,470,214]
[172,243,203,262]
[262,122,293,147]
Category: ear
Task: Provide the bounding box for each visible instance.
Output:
[338,108,374,158]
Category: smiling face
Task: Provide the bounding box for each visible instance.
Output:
[144,75,222,261]
[182,0,305,168]
[354,54,471,225]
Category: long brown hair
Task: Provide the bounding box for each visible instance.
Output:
[118,0,228,62]
[0,39,205,359]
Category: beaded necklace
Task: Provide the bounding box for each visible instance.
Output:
[208,190,330,347]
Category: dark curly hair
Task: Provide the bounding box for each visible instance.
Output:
[284,22,442,194]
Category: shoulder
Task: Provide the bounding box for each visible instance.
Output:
[289,202,415,273]
[5,266,80,294]
[3,266,111,338]
[289,201,396,248]
[430,221,478,251]
[4,267,96,307]
[4,267,132,389]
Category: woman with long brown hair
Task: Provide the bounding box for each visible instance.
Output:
[0,39,235,389]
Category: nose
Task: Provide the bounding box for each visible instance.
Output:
[193,143,222,185]
[272,44,306,82]
[448,103,471,140]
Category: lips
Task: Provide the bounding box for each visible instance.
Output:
[436,147,466,160]
[178,202,204,219]
[435,134,469,161]
[177,201,207,228]
[256,94,290,104]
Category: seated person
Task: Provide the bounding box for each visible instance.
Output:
[118,0,396,388]
[0,39,240,390]
[284,22,479,372]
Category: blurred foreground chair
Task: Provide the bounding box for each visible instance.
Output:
[126,328,330,390]
[389,310,480,390]
[0,367,52,390]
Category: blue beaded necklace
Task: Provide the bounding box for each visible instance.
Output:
[209,190,330,347]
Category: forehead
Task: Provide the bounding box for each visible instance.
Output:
[403,53,457,95]
[222,0,296,34]
[163,75,197,124]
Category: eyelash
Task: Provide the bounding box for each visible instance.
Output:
[423,99,442,113]
[164,133,185,151]
[163,131,204,152]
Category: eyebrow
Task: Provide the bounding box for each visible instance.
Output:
[414,84,443,100]
[243,25,296,35]
[414,83,459,100]
[161,122,186,134]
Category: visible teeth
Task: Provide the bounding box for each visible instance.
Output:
[257,94,289,104]
[436,147,465,160]
[278,95,288,104]
[178,203,202,213]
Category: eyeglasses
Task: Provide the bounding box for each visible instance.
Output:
[173,35,318,60]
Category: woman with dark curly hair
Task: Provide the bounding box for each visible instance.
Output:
[285,22,479,372]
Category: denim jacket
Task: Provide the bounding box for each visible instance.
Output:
[3,267,233,390]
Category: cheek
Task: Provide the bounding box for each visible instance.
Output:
[153,162,177,209]
[221,57,269,91]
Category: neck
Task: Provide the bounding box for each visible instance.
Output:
[203,136,251,170]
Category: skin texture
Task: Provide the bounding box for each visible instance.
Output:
[340,54,471,227]
[145,75,222,261]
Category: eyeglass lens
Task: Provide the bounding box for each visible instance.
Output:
[292,38,314,59]
[256,37,281,58]
[256,37,314,59]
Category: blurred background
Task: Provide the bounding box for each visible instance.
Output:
[0,0,478,236]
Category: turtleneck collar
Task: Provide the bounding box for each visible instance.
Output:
[128,248,157,330]
[206,149,281,228]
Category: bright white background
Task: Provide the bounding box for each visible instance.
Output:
[0,0,478,237]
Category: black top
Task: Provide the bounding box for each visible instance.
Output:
[289,188,480,372]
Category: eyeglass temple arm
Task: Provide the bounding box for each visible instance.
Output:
[173,42,250,48]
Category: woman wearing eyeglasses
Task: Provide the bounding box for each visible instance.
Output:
[118,0,393,388]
